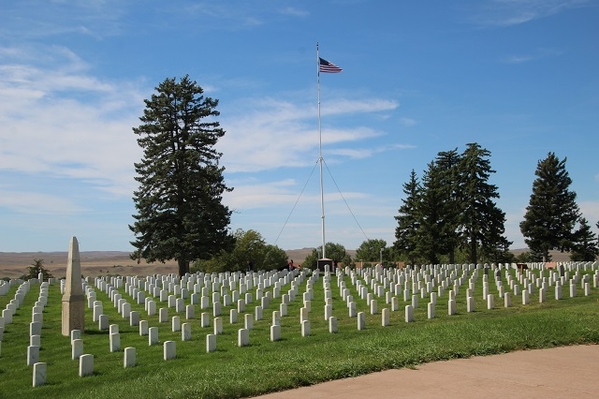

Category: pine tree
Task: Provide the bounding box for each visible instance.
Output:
[520,152,580,261]
[130,76,233,276]
[393,169,422,265]
[417,162,444,264]
[570,218,599,261]
[457,143,509,264]
[433,149,462,263]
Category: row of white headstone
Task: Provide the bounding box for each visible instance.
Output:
[2,261,598,388]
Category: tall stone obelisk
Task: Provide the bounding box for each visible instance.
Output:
[62,236,85,336]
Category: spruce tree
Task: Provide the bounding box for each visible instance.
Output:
[433,149,462,263]
[393,169,422,265]
[519,152,580,261]
[457,143,509,264]
[570,218,599,261]
[130,76,233,276]
[417,162,444,264]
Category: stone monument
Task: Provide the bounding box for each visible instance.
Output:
[62,236,85,336]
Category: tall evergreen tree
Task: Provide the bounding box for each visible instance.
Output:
[520,153,580,261]
[130,76,233,276]
[393,170,422,265]
[457,143,509,264]
[417,162,444,264]
[570,218,599,261]
[433,149,462,263]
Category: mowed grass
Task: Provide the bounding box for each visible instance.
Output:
[1,265,599,399]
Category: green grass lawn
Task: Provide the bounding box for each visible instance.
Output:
[1,264,598,399]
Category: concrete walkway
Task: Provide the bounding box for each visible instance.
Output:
[253,345,598,398]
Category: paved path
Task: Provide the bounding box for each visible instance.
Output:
[253,345,598,398]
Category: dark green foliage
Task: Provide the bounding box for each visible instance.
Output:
[415,161,444,264]
[24,258,53,281]
[520,153,580,261]
[303,242,351,269]
[393,170,422,265]
[570,218,599,261]
[457,143,510,264]
[192,229,288,272]
[393,143,510,265]
[355,238,388,264]
[433,149,462,263]
[129,76,233,276]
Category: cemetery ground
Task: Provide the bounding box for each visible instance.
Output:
[1,262,598,399]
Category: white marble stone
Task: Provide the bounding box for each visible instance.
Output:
[382,308,390,326]
[130,310,140,327]
[79,354,94,377]
[213,317,223,335]
[238,329,249,347]
[448,299,456,315]
[428,302,436,319]
[172,316,181,332]
[185,304,195,320]
[72,338,83,359]
[110,332,120,352]
[357,312,366,330]
[179,322,191,341]
[30,334,41,347]
[27,345,40,366]
[206,333,217,352]
[99,314,109,330]
[297,312,310,334]
[270,324,281,341]
[405,305,414,322]
[124,347,136,368]
[201,312,210,328]
[148,327,159,345]
[30,321,42,336]
[163,341,176,360]
[467,296,476,312]
[139,320,149,336]
[230,309,238,324]
[32,362,46,387]
[244,313,253,330]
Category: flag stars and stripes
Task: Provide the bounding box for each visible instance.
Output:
[319,57,343,73]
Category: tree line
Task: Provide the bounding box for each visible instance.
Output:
[128,76,598,275]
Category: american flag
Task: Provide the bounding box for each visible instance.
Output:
[319,57,342,73]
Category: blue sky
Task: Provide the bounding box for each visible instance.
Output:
[1,0,598,252]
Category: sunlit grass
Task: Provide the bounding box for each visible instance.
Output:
[1,265,598,399]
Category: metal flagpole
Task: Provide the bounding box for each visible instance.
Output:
[316,42,326,259]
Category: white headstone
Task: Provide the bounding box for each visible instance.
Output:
[79,354,94,377]
[72,338,83,359]
[32,362,46,387]
[124,347,136,368]
[163,341,176,360]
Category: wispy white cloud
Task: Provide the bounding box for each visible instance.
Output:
[0,0,126,40]
[0,189,88,214]
[219,96,400,173]
[0,46,144,198]
[469,0,591,27]
[279,7,310,17]
[502,48,564,64]
[399,117,417,127]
